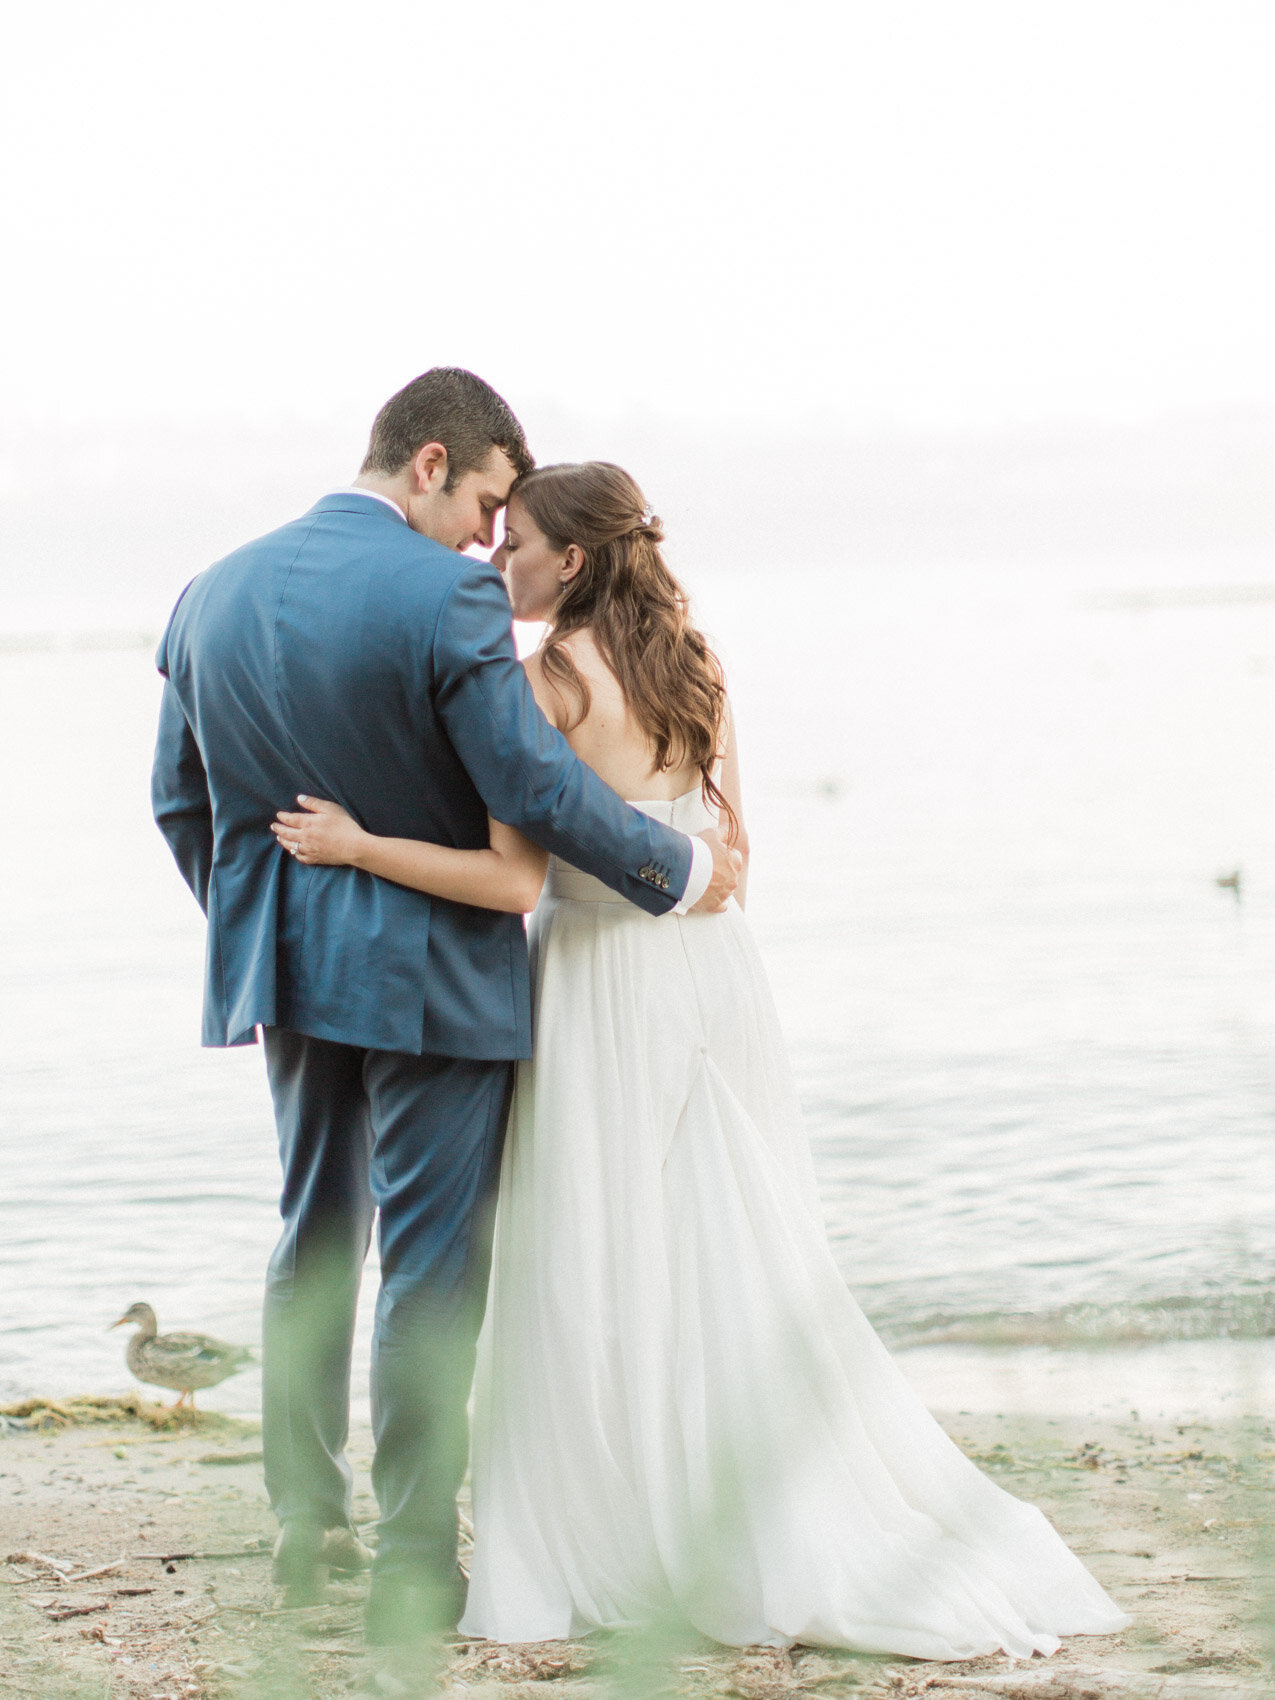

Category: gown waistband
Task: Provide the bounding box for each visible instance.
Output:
[544,863,631,904]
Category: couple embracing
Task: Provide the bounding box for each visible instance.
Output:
[153,369,1127,1658]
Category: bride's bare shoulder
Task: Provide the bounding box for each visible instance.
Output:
[522,627,617,726]
[521,628,599,721]
[554,625,610,675]
[520,647,571,730]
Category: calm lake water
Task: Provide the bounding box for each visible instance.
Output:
[2,562,1274,1415]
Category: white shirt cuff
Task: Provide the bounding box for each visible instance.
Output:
[671,834,713,915]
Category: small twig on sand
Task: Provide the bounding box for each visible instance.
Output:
[63,1559,125,1584]
[26,1598,110,1622]
[135,1549,270,1563]
[6,1551,73,1575]
[217,1602,335,1617]
[85,1434,178,1448]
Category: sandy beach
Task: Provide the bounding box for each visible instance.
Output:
[2,1389,1270,1700]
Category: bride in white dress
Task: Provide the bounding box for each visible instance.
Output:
[275,462,1129,1661]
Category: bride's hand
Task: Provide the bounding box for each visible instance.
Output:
[690,828,743,913]
[272,795,368,867]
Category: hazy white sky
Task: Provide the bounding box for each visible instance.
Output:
[2,0,1271,433]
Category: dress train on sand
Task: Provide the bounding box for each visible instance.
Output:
[459,791,1129,1658]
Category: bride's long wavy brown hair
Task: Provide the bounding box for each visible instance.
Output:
[511,461,736,842]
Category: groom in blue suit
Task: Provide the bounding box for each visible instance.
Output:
[152,369,737,1640]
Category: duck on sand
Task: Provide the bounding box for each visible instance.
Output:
[110,1301,253,1408]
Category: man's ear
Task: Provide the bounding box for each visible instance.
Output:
[561,544,585,584]
[411,441,449,493]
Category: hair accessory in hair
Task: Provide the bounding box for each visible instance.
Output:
[639,506,655,527]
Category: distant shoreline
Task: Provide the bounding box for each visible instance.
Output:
[7,572,1275,653]
[0,628,159,654]
[7,1338,1273,1434]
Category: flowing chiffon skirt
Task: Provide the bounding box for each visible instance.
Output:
[459,792,1129,1658]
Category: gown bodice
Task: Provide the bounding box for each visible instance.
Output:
[545,787,716,905]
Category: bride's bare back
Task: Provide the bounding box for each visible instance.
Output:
[525,628,701,801]
[524,626,748,899]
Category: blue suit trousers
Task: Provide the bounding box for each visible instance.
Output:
[260,1028,512,1581]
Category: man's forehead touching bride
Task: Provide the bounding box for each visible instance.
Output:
[352,368,532,552]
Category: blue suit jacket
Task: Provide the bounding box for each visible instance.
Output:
[152,493,692,1057]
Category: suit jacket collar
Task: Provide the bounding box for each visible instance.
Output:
[308,491,410,525]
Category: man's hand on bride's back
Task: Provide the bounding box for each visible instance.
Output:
[272,796,369,868]
[691,829,743,914]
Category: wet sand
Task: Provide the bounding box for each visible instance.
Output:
[2,1396,1270,1699]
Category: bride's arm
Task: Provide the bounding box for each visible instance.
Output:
[718,700,750,910]
[271,798,548,915]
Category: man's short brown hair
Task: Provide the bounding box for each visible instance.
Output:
[360,368,534,488]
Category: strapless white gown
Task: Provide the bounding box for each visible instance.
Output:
[459,791,1129,1658]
